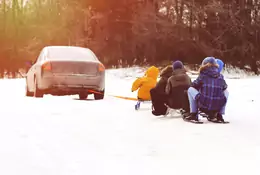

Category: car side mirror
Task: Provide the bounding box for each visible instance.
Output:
[25,60,34,67]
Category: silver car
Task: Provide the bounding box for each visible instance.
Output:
[25,46,105,100]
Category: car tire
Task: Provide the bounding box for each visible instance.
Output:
[79,93,88,100]
[26,79,34,97]
[34,77,44,98]
[26,86,34,97]
[94,89,105,100]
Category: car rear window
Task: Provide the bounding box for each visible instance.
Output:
[47,47,98,61]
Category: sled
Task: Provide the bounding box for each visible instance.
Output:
[198,109,229,123]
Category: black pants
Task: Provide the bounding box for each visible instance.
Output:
[182,91,190,113]
[150,88,168,115]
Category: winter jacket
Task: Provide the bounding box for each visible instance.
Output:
[192,63,227,111]
[131,66,159,100]
[153,65,173,96]
[165,68,192,109]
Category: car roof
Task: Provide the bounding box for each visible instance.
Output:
[44,46,98,62]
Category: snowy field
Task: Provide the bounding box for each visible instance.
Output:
[0,67,260,175]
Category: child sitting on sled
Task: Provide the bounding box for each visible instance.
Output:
[185,57,228,122]
[132,66,159,109]
[164,60,191,116]
[150,64,173,115]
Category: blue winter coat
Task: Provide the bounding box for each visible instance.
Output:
[192,66,227,111]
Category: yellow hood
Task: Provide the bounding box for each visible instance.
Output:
[145,66,159,80]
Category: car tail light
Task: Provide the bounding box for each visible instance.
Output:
[42,62,52,71]
[98,63,105,72]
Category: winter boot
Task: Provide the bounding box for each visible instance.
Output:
[207,112,218,122]
[184,113,198,121]
[135,101,141,110]
[216,113,224,122]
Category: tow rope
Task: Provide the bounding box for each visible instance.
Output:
[87,89,138,101]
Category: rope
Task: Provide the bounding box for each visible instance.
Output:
[88,89,138,101]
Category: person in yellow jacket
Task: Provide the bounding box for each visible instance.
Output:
[131,66,159,101]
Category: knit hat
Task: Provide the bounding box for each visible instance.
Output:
[215,58,224,73]
[172,60,184,70]
[201,57,217,66]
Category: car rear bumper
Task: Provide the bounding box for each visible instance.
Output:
[44,85,101,95]
[37,74,105,94]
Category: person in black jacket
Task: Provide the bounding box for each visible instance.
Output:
[165,61,191,115]
[150,65,173,116]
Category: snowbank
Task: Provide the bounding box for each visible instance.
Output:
[106,65,258,80]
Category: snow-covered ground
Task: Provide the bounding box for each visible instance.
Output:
[0,67,260,175]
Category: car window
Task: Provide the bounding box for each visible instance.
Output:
[47,47,97,61]
[36,50,45,63]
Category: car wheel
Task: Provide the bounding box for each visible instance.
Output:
[25,79,34,97]
[34,77,44,98]
[94,89,104,100]
[79,93,88,100]
[26,86,34,97]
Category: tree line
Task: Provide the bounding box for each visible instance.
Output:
[1,0,260,78]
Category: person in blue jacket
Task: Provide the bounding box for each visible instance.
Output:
[185,57,228,122]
